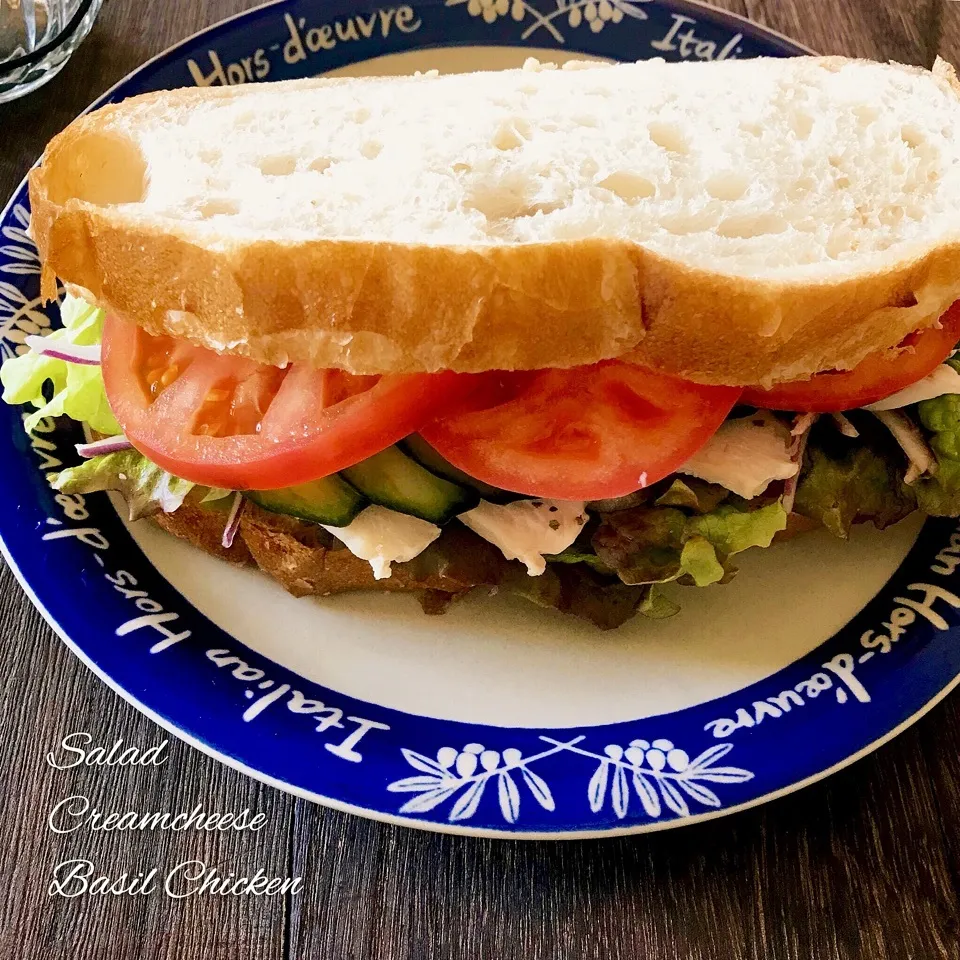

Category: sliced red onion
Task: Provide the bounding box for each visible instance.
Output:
[872,410,937,484]
[221,492,244,549]
[790,411,817,437]
[25,334,101,365]
[75,435,132,458]
[783,413,818,514]
[831,412,859,438]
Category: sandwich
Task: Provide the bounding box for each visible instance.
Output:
[5,55,960,629]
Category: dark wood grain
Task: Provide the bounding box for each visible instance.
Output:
[742,0,937,63]
[0,3,958,959]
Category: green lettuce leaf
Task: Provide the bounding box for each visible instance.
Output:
[200,487,234,504]
[654,477,729,514]
[794,442,917,537]
[0,294,120,434]
[637,585,681,620]
[591,500,787,587]
[687,502,787,555]
[503,563,673,629]
[678,537,725,586]
[544,548,613,575]
[52,450,194,521]
[913,391,960,516]
[592,507,689,584]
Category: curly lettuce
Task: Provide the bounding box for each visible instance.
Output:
[591,500,787,588]
[654,477,729,513]
[52,450,195,521]
[0,294,119,434]
[913,391,960,516]
[793,438,919,537]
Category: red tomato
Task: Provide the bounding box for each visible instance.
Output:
[420,361,742,500]
[101,315,480,490]
[742,302,960,413]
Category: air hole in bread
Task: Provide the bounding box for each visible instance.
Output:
[463,187,565,223]
[492,127,521,151]
[197,198,240,218]
[739,121,763,137]
[789,111,813,140]
[716,213,787,239]
[198,147,221,164]
[853,104,878,125]
[598,171,656,202]
[45,132,147,206]
[660,210,723,235]
[352,107,371,123]
[788,175,816,200]
[900,124,925,149]
[648,121,688,154]
[705,172,749,201]
[492,118,531,151]
[826,228,855,259]
[258,155,297,177]
[879,204,905,227]
[360,141,382,160]
[522,200,566,217]
[308,157,332,173]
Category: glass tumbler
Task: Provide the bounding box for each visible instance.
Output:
[0,0,103,103]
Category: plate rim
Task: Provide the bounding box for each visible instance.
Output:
[2,0,957,839]
[5,531,957,840]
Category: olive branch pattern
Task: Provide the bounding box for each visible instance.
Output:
[445,0,654,44]
[387,735,753,823]
[0,203,53,361]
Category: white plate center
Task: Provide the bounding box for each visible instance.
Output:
[125,511,922,727]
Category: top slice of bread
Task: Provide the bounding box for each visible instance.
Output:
[28,56,960,384]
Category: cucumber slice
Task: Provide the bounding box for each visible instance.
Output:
[400,434,520,505]
[248,475,366,527]
[342,446,478,524]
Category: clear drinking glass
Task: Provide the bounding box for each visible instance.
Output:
[0,0,103,103]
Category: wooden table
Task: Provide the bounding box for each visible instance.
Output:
[1,2,958,957]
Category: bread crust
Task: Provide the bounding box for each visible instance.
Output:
[28,58,960,386]
[151,499,824,619]
[153,499,507,605]
[153,498,252,564]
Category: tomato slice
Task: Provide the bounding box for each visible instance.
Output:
[101,315,480,490]
[420,360,742,500]
[742,302,960,413]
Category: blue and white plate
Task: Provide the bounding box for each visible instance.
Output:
[2,0,958,838]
